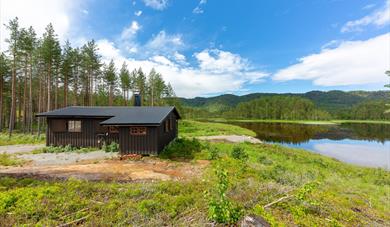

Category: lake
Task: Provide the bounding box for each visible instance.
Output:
[230,122,390,169]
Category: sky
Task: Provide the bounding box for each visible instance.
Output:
[1,0,389,97]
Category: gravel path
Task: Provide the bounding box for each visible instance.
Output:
[0,144,45,154]
[18,151,118,166]
[197,135,262,144]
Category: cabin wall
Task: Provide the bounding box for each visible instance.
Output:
[46,118,119,147]
[156,111,179,153]
[119,127,158,155]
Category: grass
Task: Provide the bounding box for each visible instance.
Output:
[0,153,25,166]
[0,133,45,146]
[0,120,389,225]
[179,120,256,137]
[205,118,390,125]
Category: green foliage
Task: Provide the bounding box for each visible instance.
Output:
[0,133,45,146]
[36,145,98,154]
[102,142,119,153]
[159,138,202,160]
[0,153,25,166]
[207,146,220,160]
[230,145,248,161]
[206,166,243,224]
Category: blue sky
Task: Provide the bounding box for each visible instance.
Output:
[1,0,389,97]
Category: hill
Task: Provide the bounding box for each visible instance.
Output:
[179,90,390,116]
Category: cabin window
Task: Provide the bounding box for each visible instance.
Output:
[109,126,119,133]
[130,127,146,135]
[68,120,81,132]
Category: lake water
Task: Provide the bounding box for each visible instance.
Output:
[230,122,390,169]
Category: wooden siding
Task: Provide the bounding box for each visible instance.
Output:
[156,111,178,153]
[46,118,119,147]
[119,127,158,155]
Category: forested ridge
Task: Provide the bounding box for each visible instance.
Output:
[181,90,390,120]
[0,18,176,136]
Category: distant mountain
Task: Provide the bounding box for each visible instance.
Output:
[179,90,390,115]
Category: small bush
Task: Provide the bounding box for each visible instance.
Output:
[159,138,202,160]
[230,146,248,161]
[103,142,119,153]
[206,166,243,224]
[207,147,220,160]
[257,155,273,165]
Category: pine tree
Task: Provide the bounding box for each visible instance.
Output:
[119,62,130,106]
[41,23,59,111]
[5,17,20,136]
[103,60,117,106]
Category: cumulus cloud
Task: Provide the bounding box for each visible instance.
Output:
[142,0,168,10]
[273,33,390,86]
[96,41,268,97]
[341,0,390,32]
[143,31,185,56]
[0,0,83,49]
[134,10,143,16]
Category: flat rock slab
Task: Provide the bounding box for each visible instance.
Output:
[197,135,261,144]
[0,144,45,154]
[17,151,118,166]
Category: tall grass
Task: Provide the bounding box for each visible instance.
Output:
[0,133,45,146]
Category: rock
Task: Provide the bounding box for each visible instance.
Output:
[240,215,270,227]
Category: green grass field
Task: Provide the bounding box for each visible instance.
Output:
[0,121,389,226]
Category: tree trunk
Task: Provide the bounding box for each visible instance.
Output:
[47,62,51,111]
[23,59,28,133]
[109,85,113,106]
[0,69,3,132]
[29,55,33,134]
[37,75,42,137]
[9,55,17,136]
[55,67,58,109]
[64,73,68,107]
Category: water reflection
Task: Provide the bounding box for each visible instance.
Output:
[230,122,390,169]
[233,122,390,144]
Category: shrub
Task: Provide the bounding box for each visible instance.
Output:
[230,146,248,161]
[39,145,98,153]
[207,147,220,160]
[103,142,119,153]
[206,166,243,224]
[159,138,202,160]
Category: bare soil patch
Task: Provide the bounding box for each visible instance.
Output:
[197,135,261,144]
[0,158,209,182]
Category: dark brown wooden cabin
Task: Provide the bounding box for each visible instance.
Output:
[36,106,181,155]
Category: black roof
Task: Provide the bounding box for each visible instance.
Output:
[37,106,181,125]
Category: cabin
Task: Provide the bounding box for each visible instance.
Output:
[36,106,181,155]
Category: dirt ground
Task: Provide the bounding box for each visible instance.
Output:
[0,158,209,182]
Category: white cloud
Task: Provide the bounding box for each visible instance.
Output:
[173,51,187,64]
[144,31,184,55]
[341,0,390,32]
[0,0,82,50]
[134,10,143,16]
[273,33,390,86]
[193,0,207,14]
[142,0,168,10]
[121,21,141,39]
[82,9,89,15]
[96,40,268,97]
